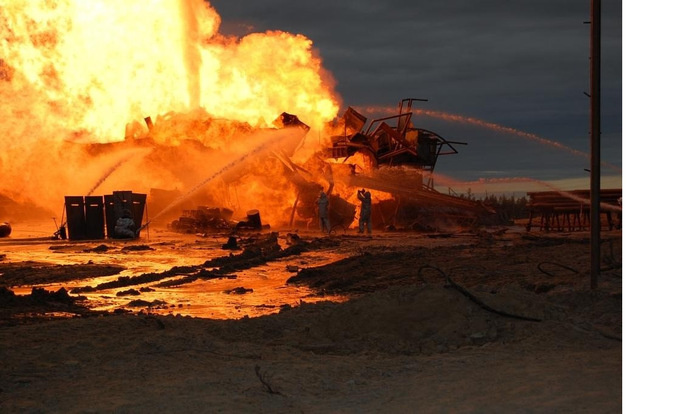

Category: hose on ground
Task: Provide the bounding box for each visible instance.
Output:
[418,265,541,322]
[537,261,580,278]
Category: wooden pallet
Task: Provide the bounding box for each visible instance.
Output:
[526,189,621,232]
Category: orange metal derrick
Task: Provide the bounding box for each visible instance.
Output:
[326,98,466,181]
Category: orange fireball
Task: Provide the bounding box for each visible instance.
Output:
[0,0,340,214]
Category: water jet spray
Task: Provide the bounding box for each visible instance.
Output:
[140,129,305,231]
[359,106,622,174]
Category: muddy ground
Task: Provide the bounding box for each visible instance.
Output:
[0,223,622,413]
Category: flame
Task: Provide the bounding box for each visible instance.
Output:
[1,0,338,142]
[0,0,340,219]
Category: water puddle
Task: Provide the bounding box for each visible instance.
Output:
[82,250,347,319]
[3,221,348,319]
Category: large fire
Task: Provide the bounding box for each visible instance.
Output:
[0,0,342,226]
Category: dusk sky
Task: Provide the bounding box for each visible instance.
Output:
[211,0,622,193]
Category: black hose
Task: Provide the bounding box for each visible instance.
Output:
[536,261,580,278]
[418,265,541,322]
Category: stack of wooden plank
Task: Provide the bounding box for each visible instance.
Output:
[526,189,621,232]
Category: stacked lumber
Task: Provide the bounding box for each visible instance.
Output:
[526,189,621,232]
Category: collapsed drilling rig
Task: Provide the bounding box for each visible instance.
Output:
[66,99,495,235]
[297,98,496,231]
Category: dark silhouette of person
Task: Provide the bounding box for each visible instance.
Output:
[357,189,372,234]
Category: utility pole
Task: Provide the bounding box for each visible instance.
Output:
[589,0,601,289]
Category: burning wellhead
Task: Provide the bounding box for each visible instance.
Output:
[0,0,339,222]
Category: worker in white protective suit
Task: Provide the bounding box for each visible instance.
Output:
[114,210,137,239]
[317,190,331,234]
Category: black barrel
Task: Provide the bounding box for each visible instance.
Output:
[0,222,11,237]
[246,210,262,229]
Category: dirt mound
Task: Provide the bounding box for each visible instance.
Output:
[299,284,504,354]
[0,287,92,325]
[220,284,518,355]
[0,262,125,286]
[0,230,622,412]
[212,277,619,356]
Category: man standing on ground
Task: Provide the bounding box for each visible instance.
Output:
[317,190,331,234]
[357,188,372,234]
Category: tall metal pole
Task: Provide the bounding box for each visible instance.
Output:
[590,0,601,289]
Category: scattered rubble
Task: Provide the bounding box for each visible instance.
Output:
[116,288,140,297]
[125,299,168,309]
[221,236,240,250]
[0,262,125,286]
[84,244,111,253]
[121,245,155,252]
[170,206,234,234]
[224,287,253,295]
[0,286,92,324]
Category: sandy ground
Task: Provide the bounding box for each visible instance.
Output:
[0,223,622,413]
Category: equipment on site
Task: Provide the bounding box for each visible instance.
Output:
[62,190,147,240]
